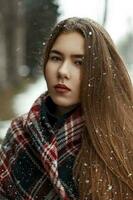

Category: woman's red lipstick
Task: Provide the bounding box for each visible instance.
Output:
[54,84,71,93]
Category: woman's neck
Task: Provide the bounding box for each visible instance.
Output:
[54,104,79,117]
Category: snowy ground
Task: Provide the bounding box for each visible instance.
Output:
[0,76,47,141]
[13,76,47,116]
[0,121,11,139]
[0,70,133,142]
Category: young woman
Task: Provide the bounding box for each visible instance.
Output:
[0,17,133,200]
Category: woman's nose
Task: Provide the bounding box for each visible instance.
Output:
[57,60,71,79]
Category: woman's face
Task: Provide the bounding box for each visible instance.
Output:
[45,31,85,115]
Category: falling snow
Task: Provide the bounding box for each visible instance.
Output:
[107,185,112,191]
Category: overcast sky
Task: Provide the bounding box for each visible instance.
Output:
[58,0,133,43]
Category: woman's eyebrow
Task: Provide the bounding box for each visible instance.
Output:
[50,50,62,55]
[72,55,84,59]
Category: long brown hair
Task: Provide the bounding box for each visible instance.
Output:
[43,17,133,199]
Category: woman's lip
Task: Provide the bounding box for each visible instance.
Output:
[54,84,71,93]
[54,87,70,93]
[54,84,71,91]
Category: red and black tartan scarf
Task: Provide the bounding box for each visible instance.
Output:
[0,93,85,200]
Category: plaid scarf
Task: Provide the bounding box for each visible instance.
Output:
[0,93,84,200]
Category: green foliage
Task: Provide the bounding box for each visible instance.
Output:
[24,0,60,74]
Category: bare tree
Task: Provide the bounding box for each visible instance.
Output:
[102,0,108,27]
[0,0,26,89]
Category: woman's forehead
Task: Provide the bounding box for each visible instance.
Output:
[51,32,85,55]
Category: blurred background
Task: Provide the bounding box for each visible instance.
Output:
[0,0,133,144]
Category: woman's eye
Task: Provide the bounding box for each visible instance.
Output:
[74,60,83,66]
[49,55,61,62]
